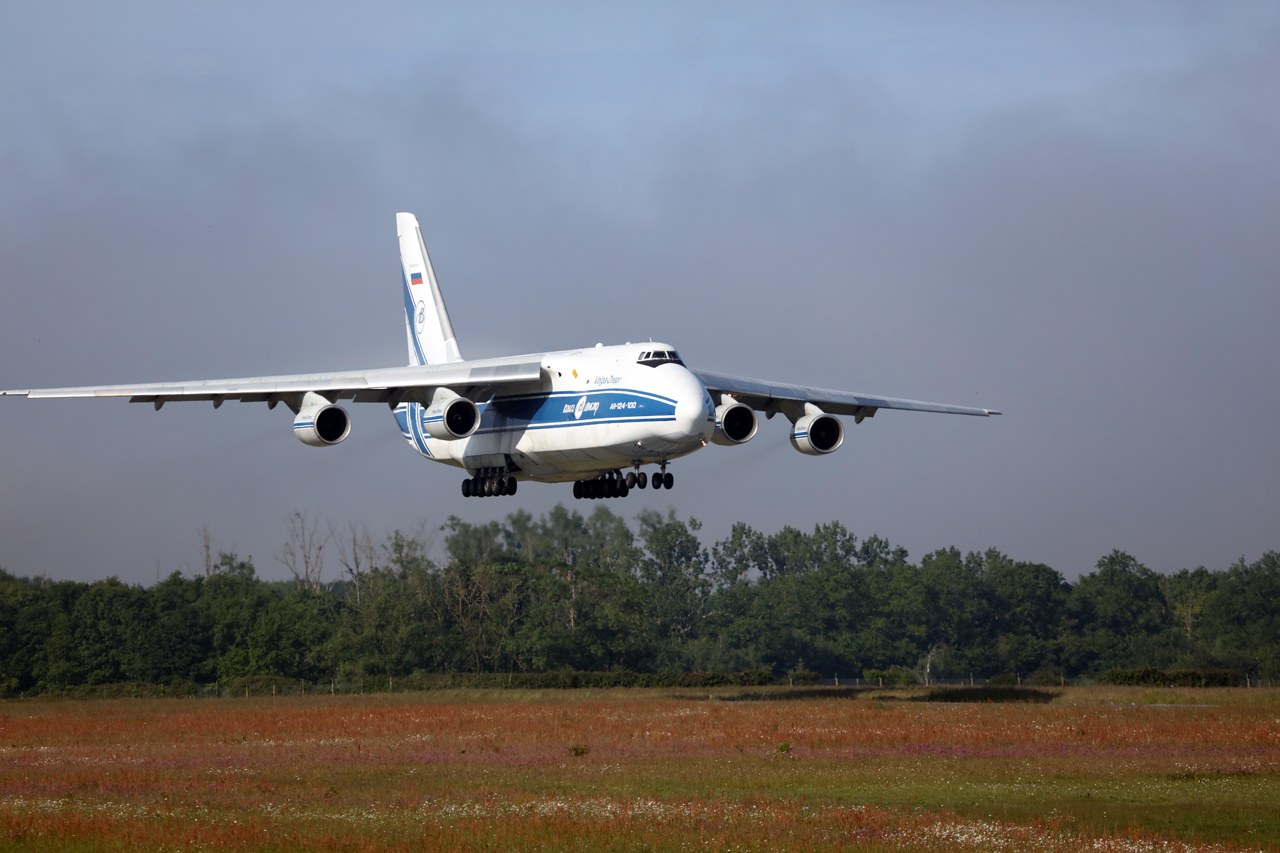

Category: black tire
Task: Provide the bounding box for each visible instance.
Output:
[664,472,674,489]
[638,472,648,489]
[483,477,493,497]
[462,479,472,498]
[652,473,663,490]
[497,477,508,496]
[626,472,637,488]
[619,482,629,498]
[573,481,582,500]
[507,477,517,495]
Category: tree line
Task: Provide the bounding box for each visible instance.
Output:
[1,506,1276,695]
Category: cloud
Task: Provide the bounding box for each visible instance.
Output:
[1,6,1277,583]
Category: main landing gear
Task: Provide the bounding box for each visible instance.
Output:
[572,464,674,499]
[462,468,517,498]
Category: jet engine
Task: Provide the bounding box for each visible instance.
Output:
[711,401,758,446]
[293,402,351,447]
[790,413,844,455]
[423,388,480,440]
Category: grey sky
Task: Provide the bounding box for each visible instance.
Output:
[1,3,1277,585]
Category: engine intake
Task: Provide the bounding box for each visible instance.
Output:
[293,403,350,447]
[711,401,758,446]
[424,389,480,440]
[790,413,843,455]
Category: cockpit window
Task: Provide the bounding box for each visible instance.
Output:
[637,349,685,367]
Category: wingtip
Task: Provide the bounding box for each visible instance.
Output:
[985,409,1003,416]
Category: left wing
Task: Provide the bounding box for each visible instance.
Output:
[1,356,544,411]
[691,368,1000,423]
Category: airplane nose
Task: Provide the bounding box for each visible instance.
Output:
[672,369,712,441]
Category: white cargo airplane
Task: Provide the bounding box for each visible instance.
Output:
[2,213,999,499]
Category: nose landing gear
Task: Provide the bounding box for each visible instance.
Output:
[645,460,674,490]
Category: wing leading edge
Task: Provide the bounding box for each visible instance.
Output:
[1,356,544,412]
[691,368,1000,422]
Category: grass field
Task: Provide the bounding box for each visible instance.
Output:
[0,685,1276,851]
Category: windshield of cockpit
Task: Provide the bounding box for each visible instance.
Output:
[637,350,684,367]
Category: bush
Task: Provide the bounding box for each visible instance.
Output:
[1029,668,1064,686]
[862,666,918,686]
[224,676,307,697]
[986,672,1018,686]
[1099,668,1242,687]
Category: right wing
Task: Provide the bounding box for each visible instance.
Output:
[1,356,544,411]
[691,368,1000,422]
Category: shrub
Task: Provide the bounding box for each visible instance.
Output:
[1029,668,1064,686]
[863,667,918,686]
[1100,668,1241,687]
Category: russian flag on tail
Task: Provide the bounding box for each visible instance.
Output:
[410,272,424,286]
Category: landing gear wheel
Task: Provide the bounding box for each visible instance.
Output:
[482,477,493,497]
[652,473,663,490]
[496,477,508,496]
[626,472,637,489]
[507,477,517,495]
[462,479,472,498]
[619,482,629,498]
[663,472,674,489]
[637,472,648,489]
[573,481,582,500]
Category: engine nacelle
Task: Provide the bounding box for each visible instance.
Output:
[711,401,758,446]
[790,413,844,455]
[293,402,351,447]
[423,389,480,440]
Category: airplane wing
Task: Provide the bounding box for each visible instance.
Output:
[0,356,544,411]
[691,368,1000,422]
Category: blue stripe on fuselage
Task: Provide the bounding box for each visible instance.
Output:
[472,387,677,436]
[397,389,679,455]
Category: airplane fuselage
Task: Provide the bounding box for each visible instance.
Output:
[393,342,715,482]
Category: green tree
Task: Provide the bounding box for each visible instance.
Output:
[1066,550,1171,675]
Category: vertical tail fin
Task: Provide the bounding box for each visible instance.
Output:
[397,212,463,365]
